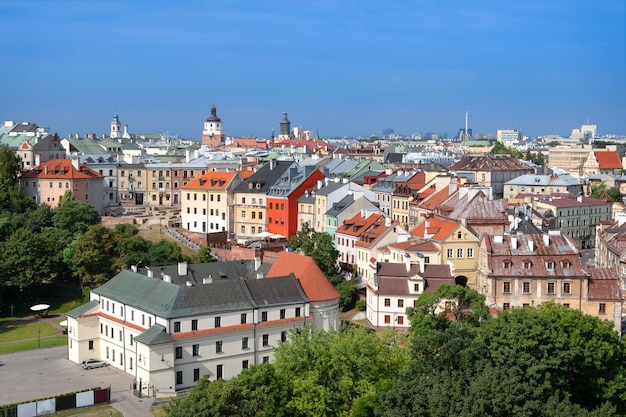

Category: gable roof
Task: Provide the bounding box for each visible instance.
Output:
[588,268,621,301]
[593,151,622,169]
[410,217,459,241]
[266,252,340,302]
[182,171,252,191]
[21,159,104,180]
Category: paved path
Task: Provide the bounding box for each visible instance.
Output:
[0,317,159,416]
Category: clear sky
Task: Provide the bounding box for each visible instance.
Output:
[1,1,624,140]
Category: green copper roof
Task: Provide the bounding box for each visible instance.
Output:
[134,324,174,345]
[66,300,99,319]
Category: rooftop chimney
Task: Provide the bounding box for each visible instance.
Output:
[185,281,192,287]
[203,277,212,284]
[385,217,391,227]
[146,267,153,278]
[163,274,171,283]
[543,234,549,247]
[528,239,534,252]
[511,236,517,249]
[178,262,188,276]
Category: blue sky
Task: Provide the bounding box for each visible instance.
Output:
[1,1,624,139]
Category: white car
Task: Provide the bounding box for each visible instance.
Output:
[81,359,108,369]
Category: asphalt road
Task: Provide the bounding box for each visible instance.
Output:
[0,346,155,416]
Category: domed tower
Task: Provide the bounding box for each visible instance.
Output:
[277,109,291,142]
[202,104,225,147]
[110,114,121,139]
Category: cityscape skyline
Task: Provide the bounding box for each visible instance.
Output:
[0,1,624,139]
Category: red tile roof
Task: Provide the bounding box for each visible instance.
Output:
[593,151,622,169]
[267,252,340,302]
[181,171,253,190]
[410,217,458,241]
[22,159,103,180]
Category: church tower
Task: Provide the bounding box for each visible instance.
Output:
[110,114,121,139]
[277,109,291,142]
[202,105,225,147]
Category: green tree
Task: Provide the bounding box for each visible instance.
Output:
[380,303,626,416]
[274,326,410,416]
[70,225,122,287]
[197,246,217,263]
[289,223,355,306]
[0,228,64,291]
[144,239,187,267]
[52,191,101,235]
[591,183,622,202]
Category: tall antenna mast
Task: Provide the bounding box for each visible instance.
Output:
[465,110,469,140]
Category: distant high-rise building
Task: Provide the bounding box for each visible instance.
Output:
[382,128,394,139]
[202,105,225,147]
[497,129,523,144]
[571,122,597,142]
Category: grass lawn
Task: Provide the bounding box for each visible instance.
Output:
[0,336,67,354]
[139,229,198,259]
[45,404,123,417]
[0,320,59,342]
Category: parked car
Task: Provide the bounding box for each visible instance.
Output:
[81,359,108,369]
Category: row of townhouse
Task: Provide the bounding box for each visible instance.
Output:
[66,252,340,395]
[361,226,622,334]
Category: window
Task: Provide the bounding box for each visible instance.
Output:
[503,303,511,310]
[384,315,391,324]
[88,340,94,350]
[447,249,453,258]
[263,356,269,364]
[457,248,463,258]
[599,303,606,315]
[384,298,391,307]
[242,197,246,204]
[281,331,287,342]
[214,317,221,328]
[130,335,134,346]
[563,282,571,294]
[216,341,223,353]
[547,282,555,295]
[457,231,462,239]
[280,309,286,319]
[261,311,267,322]
[467,248,474,258]
[522,282,531,294]
[503,260,511,269]
[397,316,404,325]
[242,337,249,350]
[262,334,269,346]
[174,321,181,333]
[194,368,200,382]
[243,360,249,370]
[191,319,197,331]
[414,283,420,292]
[175,347,183,359]
[193,344,200,356]
[176,371,183,385]
[546,261,555,270]
[523,261,532,269]
[119,330,122,341]
[503,282,511,294]
[241,313,247,324]
[295,307,301,317]
[397,299,404,308]
[563,303,570,308]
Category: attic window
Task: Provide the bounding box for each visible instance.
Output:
[546,261,555,270]
[523,261,532,269]
[561,260,570,269]
[503,260,511,269]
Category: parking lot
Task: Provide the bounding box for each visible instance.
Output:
[0,346,154,415]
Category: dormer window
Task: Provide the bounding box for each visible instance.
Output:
[523,260,532,269]
[546,261,555,270]
[561,260,570,269]
[503,260,511,269]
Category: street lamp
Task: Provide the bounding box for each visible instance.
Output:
[38,328,41,348]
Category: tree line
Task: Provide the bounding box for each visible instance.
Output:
[165,285,626,417]
[0,145,209,305]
